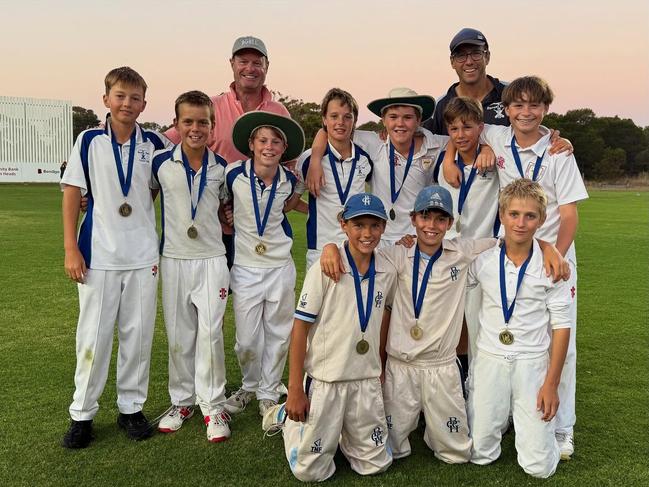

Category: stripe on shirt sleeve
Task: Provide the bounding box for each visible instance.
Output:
[294,309,317,322]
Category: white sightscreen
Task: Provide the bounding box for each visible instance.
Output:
[0,96,73,182]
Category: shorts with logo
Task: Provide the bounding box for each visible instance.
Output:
[283,376,392,482]
[383,355,471,463]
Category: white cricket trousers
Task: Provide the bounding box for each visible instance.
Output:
[467,349,561,478]
[383,356,471,463]
[305,249,321,271]
[556,258,577,435]
[230,262,295,401]
[69,266,158,421]
[283,376,392,482]
[161,255,229,416]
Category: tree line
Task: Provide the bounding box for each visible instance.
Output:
[72,100,649,182]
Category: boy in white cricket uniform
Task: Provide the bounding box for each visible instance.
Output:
[467,178,572,478]
[282,193,396,482]
[151,91,232,442]
[295,88,373,269]
[473,76,588,458]
[224,112,304,417]
[61,67,171,448]
[306,88,453,246]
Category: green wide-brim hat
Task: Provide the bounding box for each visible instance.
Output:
[232,111,305,162]
[367,87,436,121]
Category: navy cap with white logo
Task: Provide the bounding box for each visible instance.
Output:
[342,193,388,221]
[413,185,454,216]
[450,28,488,54]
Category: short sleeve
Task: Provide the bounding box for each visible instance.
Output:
[61,133,88,194]
[547,279,572,330]
[553,154,589,206]
[294,262,328,323]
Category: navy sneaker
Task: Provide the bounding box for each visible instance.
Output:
[117,411,153,441]
[62,419,94,449]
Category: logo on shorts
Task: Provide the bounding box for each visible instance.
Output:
[219,288,227,300]
[371,426,384,446]
[137,148,150,162]
[447,417,460,433]
[311,438,322,454]
[450,266,459,281]
[386,415,393,430]
[300,293,308,308]
[496,156,505,170]
[151,265,158,277]
[374,291,383,308]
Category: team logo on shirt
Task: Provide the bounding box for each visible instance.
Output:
[571,286,576,299]
[374,291,384,308]
[421,158,433,169]
[311,438,322,453]
[447,417,460,433]
[371,426,384,446]
[487,102,506,119]
[450,266,459,282]
[386,415,393,430]
[137,148,150,163]
[299,293,308,308]
[219,288,227,300]
[496,156,506,169]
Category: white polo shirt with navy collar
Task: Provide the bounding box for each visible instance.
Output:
[295,142,373,251]
[61,121,171,270]
[225,159,297,268]
[481,125,589,246]
[353,129,448,243]
[294,246,397,382]
[151,145,228,259]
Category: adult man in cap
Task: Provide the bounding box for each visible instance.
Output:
[165,36,290,163]
[423,28,508,136]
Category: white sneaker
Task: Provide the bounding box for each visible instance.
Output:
[205,410,231,443]
[258,399,278,417]
[556,432,574,460]
[224,388,255,414]
[158,405,194,433]
[262,402,286,436]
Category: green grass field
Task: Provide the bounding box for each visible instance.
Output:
[0,185,647,486]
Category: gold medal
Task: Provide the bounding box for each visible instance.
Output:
[255,242,267,255]
[356,339,369,355]
[118,202,132,217]
[389,208,396,221]
[499,329,514,345]
[410,324,423,341]
[187,225,198,239]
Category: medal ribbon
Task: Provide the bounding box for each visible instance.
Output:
[327,144,359,205]
[389,140,415,206]
[412,244,443,320]
[499,244,534,325]
[510,136,546,181]
[344,243,376,334]
[250,161,279,238]
[110,126,136,198]
[181,148,209,221]
[456,146,481,216]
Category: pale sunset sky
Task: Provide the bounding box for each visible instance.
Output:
[2,0,648,127]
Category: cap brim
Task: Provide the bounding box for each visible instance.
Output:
[415,204,453,217]
[342,209,388,221]
[232,111,305,162]
[367,96,435,121]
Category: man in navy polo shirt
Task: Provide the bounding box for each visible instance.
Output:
[423,28,508,136]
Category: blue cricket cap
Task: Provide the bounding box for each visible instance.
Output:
[342,193,388,221]
[413,185,454,216]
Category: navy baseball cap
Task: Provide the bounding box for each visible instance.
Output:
[413,185,454,216]
[342,193,388,221]
[450,28,488,53]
